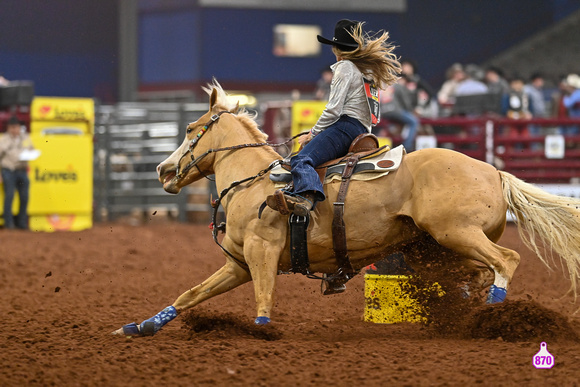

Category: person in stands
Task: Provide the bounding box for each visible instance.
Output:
[437,63,465,106]
[484,66,510,95]
[314,66,334,100]
[375,74,419,151]
[0,116,35,229]
[266,19,401,216]
[562,73,580,135]
[455,64,488,96]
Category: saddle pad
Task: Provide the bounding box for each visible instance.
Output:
[270,144,405,186]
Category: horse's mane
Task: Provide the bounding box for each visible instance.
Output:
[203,79,268,143]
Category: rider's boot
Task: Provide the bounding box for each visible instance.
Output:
[266,190,315,216]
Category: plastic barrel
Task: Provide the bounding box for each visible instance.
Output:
[364,274,434,324]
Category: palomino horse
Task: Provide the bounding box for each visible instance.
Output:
[113,81,580,336]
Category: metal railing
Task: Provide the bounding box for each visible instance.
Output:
[93,102,215,222]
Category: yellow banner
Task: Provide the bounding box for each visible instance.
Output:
[1,97,94,231]
[0,132,94,231]
[31,97,94,132]
[291,100,327,152]
[28,134,93,214]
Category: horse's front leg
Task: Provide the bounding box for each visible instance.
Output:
[112,258,251,337]
[244,235,284,325]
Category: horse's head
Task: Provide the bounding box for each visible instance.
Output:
[157,80,239,194]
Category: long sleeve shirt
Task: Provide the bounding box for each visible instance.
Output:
[0,132,33,170]
[311,60,372,135]
[563,89,580,118]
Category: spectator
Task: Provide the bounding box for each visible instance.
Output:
[485,66,510,95]
[523,72,548,143]
[314,66,333,100]
[455,64,488,96]
[401,59,437,110]
[501,76,533,146]
[562,73,580,135]
[438,63,465,105]
[524,72,547,118]
[502,75,533,119]
[0,116,35,229]
[374,75,419,151]
[551,74,570,118]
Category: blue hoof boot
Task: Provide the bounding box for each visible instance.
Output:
[121,322,142,336]
[254,316,271,325]
[486,285,507,304]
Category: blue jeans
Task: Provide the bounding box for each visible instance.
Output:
[290,115,367,202]
[2,168,30,229]
[381,110,418,151]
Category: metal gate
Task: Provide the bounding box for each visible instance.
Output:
[94,102,217,223]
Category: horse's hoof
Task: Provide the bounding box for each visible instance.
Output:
[112,322,143,337]
[486,285,507,304]
[254,316,271,325]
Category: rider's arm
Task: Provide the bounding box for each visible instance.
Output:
[311,61,354,136]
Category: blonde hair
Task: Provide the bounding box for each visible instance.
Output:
[332,22,401,89]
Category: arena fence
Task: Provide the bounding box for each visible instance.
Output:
[94,102,218,223]
[413,117,580,186]
[96,101,580,223]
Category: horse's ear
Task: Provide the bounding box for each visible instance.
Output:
[230,101,240,114]
[209,88,218,110]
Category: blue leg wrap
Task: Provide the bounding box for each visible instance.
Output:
[254,316,271,325]
[486,285,507,304]
[139,306,177,335]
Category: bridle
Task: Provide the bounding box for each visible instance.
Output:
[174,110,304,180]
[169,109,309,267]
[170,114,344,281]
[175,110,231,179]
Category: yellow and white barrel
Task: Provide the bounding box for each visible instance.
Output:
[364,274,443,324]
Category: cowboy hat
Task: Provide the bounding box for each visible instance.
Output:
[317,19,360,52]
[567,74,580,89]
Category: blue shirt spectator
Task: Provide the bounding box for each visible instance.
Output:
[563,74,580,118]
[524,73,547,117]
[455,64,488,96]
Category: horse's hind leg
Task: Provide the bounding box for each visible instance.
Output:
[112,259,251,337]
[429,226,520,303]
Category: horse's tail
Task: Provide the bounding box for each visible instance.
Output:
[499,170,580,299]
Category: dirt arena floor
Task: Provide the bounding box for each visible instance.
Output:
[2,219,580,386]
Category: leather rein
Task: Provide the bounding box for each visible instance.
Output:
[175,110,304,179]
[172,110,304,268]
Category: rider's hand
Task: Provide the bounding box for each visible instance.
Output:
[298,132,312,146]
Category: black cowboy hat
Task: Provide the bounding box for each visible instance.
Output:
[317,19,360,52]
[7,115,20,126]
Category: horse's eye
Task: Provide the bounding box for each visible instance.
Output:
[186,127,193,134]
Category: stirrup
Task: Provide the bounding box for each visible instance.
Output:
[321,273,347,295]
[266,190,313,216]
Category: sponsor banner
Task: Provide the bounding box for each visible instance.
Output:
[0,132,93,231]
[29,214,92,232]
[31,97,94,133]
[28,134,93,214]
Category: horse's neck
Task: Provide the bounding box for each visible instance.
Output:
[213,132,280,199]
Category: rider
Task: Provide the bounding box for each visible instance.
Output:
[266,19,401,216]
